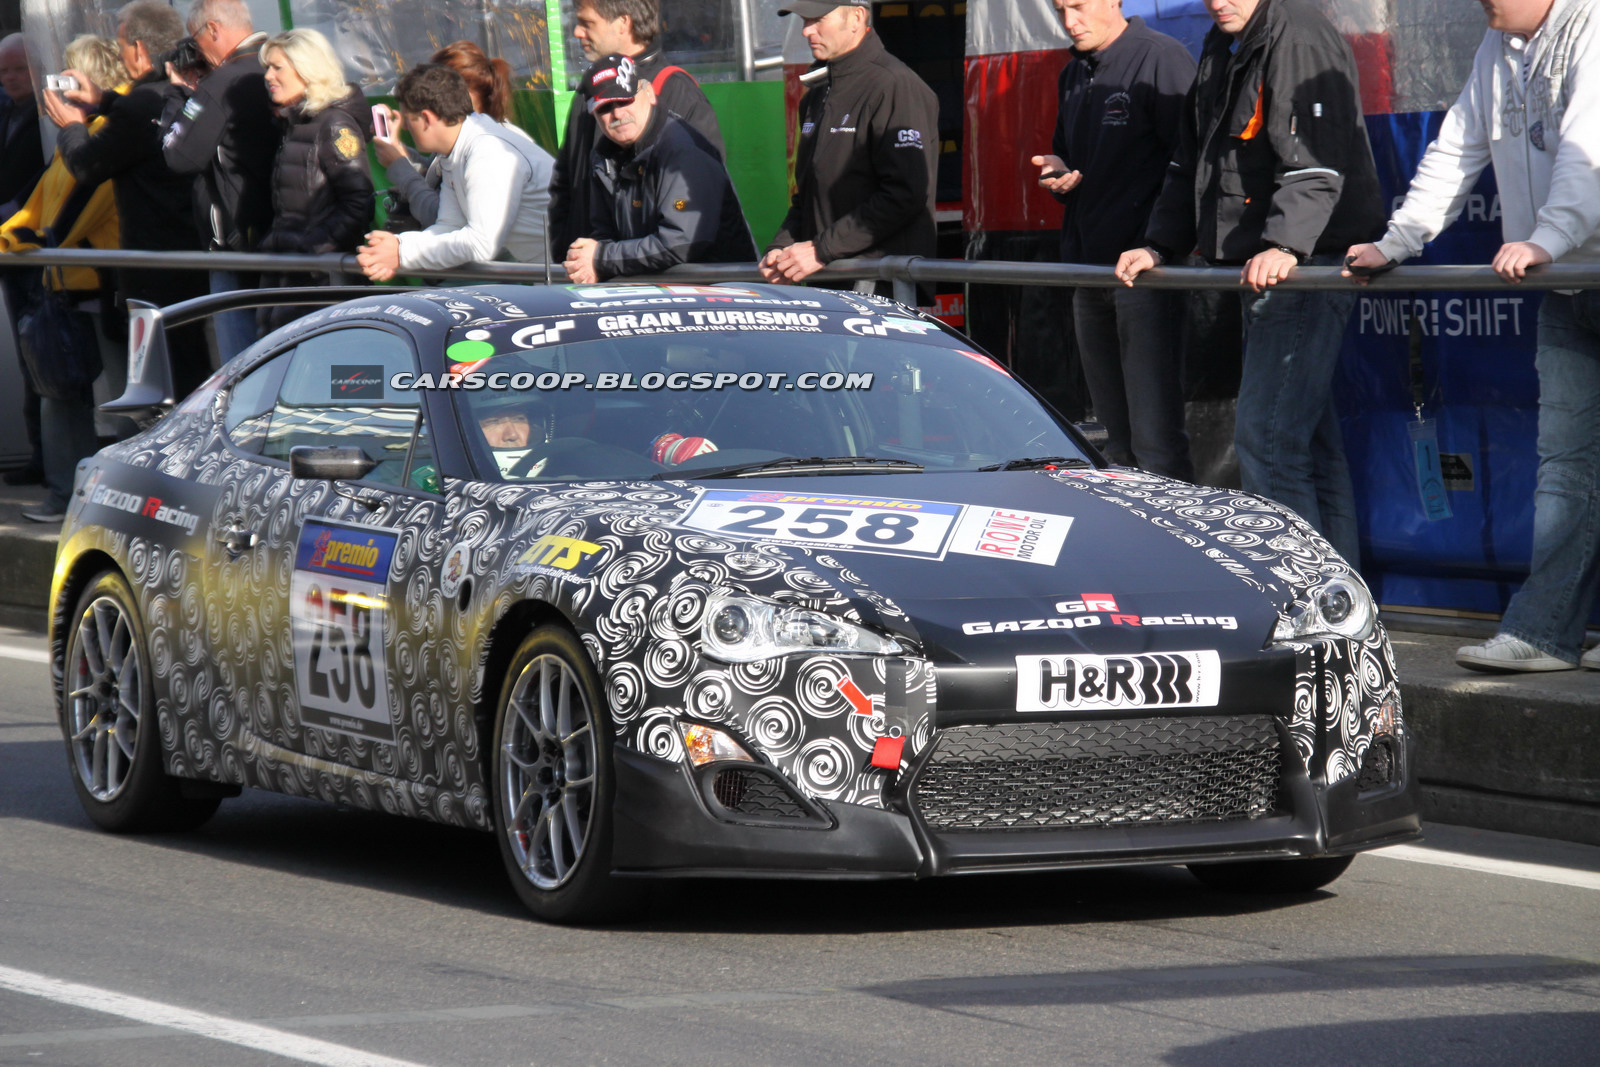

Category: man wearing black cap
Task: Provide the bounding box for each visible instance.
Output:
[548,0,723,263]
[760,1,938,286]
[563,54,754,283]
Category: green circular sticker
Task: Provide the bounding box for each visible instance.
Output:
[446,339,496,361]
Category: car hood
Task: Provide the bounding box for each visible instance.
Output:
[660,469,1308,666]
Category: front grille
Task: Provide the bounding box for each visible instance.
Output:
[708,767,816,822]
[914,716,1284,832]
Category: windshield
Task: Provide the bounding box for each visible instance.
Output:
[445,322,1089,483]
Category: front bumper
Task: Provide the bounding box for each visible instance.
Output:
[608,728,1420,879]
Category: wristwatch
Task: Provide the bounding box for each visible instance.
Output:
[1271,245,1308,264]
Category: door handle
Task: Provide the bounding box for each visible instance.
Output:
[215,524,258,554]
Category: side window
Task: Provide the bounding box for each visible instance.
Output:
[223,355,288,455]
[259,327,434,491]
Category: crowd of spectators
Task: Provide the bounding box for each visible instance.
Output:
[0,0,1595,673]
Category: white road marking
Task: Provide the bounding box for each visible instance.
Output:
[1370,844,1600,891]
[0,644,48,664]
[0,964,432,1067]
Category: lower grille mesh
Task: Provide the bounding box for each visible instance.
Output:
[915,716,1283,832]
[710,768,815,821]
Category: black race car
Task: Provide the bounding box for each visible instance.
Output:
[49,282,1418,921]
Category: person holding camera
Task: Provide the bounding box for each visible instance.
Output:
[161,0,280,361]
[41,0,209,401]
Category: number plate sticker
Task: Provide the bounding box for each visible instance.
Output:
[679,489,964,559]
[1016,651,1222,712]
[290,520,401,742]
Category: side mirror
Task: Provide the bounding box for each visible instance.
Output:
[289,445,379,481]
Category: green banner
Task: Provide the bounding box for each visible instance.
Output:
[545,0,568,89]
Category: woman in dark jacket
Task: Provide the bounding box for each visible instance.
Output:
[258,28,373,330]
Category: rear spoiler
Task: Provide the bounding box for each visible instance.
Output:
[103,287,411,426]
[101,300,171,423]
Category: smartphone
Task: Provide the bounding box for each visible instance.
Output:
[45,74,79,92]
[371,104,392,140]
[1039,169,1066,181]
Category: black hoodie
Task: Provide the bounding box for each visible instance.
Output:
[260,85,374,254]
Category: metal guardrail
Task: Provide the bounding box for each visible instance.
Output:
[4,248,1598,305]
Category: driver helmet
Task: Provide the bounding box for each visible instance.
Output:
[475,391,551,477]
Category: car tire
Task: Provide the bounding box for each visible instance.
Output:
[491,625,641,923]
[1186,854,1355,894]
[61,570,222,833]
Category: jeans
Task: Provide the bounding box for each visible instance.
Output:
[41,383,98,512]
[1499,290,1600,660]
[1234,258,1360,565]
[209,269,259,364]
[1073,286,1194,480]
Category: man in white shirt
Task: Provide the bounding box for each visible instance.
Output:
[358,64,553,279]
[1346,0,1600,673]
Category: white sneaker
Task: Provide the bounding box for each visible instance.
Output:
[1581,645,1600,671]
[1456,634,1577,673]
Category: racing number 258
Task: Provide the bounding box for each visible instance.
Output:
[303,583,377,708]
[720,505,917,545]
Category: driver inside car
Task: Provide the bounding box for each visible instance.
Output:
[475,394,550,477]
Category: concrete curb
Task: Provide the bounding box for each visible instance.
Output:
[2,500,1592,845]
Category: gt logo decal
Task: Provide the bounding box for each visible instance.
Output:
[510,319,576,348]
[1016,651,1221,712]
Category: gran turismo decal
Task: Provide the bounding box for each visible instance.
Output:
[290,520,401,743]
[679,491,1072,566]
[1016,651,1222,712]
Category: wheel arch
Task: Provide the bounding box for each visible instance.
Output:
[475,598,585,782]
[49,549,123,705]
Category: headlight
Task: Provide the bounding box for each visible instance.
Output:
[1272,577,1377,643]
[701,591,903,663]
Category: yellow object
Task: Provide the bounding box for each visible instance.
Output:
[0,83,129,293]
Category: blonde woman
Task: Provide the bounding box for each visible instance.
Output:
[1,34,132,522]
[257,29,372,326]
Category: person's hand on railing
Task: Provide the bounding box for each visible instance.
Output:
[1114,246,1160,287]
[1491,241,1552,284]
[762,242,823,283]
[1241,247,1299,293]
[1029,154,1081,196]
[356,231,401,281]
[564,238,600,284]
[1342,243,1394,285]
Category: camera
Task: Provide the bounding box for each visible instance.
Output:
[44,74,78,92]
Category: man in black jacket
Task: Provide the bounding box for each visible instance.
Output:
[564,54,753,282]
[162,0,279,360]
[0,35,44,217]
[1115,0,1382,564]
[761,1,938,287]
[1032,0,1194,480]
[44,0,207,397]
[548,0,723,263]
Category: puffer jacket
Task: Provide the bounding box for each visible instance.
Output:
[260,86,374,254]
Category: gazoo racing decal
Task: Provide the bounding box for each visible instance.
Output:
[1016,651,1222,712]
[963,593,1238,634]
[679,490,1073,565]
[290,520,400,743]
[514,534,608,581]
[74,462,220,549]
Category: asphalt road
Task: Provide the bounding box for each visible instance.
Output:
[1,626,1596,1067]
